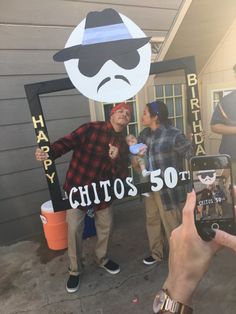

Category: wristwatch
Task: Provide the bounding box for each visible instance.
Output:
[153,289,193,313]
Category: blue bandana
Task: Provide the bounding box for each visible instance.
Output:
[150,101,159,116]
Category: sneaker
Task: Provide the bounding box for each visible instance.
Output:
[143,256,159,265]
[66,275,80,293]
[101,260,120,275]
[142,169,151,177]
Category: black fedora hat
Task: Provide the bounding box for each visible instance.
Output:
[53,8,151,62]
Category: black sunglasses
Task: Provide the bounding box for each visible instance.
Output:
[78,50,140,77]
[198,171,216,179]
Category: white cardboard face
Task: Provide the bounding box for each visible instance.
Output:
[197,171,217,185]
[63,13,151,102]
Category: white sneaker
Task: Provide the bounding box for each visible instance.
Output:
[100,260,120,275]
[66,275,80,293]
[142,169,151,177]
[143,256,159,265]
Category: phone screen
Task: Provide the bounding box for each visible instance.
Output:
[191,155,235,235]
[193,168,233,221]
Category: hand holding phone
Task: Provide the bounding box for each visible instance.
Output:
[190,154,235,241]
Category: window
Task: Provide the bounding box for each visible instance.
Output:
[153,84,186,133]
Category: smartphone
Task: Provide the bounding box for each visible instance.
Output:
[190,154,235,240]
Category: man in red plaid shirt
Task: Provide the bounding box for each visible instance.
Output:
[35,103,131,293]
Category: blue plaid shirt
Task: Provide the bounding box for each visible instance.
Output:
[138,124,193,210]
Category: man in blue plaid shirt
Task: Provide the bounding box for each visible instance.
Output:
[137,100,193,265]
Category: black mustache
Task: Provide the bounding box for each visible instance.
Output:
[97,75,131,93]
[114,75,130,85]
[97,77,111,92]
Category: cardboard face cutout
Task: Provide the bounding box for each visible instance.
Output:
[53,8,151,102]
[25,56,203,212]
[197,170,216,185]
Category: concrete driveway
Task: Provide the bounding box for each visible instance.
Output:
[0,198,235,314]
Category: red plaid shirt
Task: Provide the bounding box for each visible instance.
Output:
[50,121,129,210]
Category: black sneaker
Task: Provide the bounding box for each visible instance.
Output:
[143,256,159,265]
[101,260,120,275]
[66,275,80,293]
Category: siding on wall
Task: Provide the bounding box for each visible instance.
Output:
[0,0,183,244]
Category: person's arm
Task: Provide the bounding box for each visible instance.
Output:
[50,123,89,159]
[211,123,236,135]
[154,189,236,312]
[210,102,236,135]
[35,124,89,162]
[173,132,193,160]
[137,143,147,156]
[162,191,220,307]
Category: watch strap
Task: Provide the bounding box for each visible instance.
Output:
[161,289,193,314]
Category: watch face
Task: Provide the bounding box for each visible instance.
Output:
[153,290,166,313]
